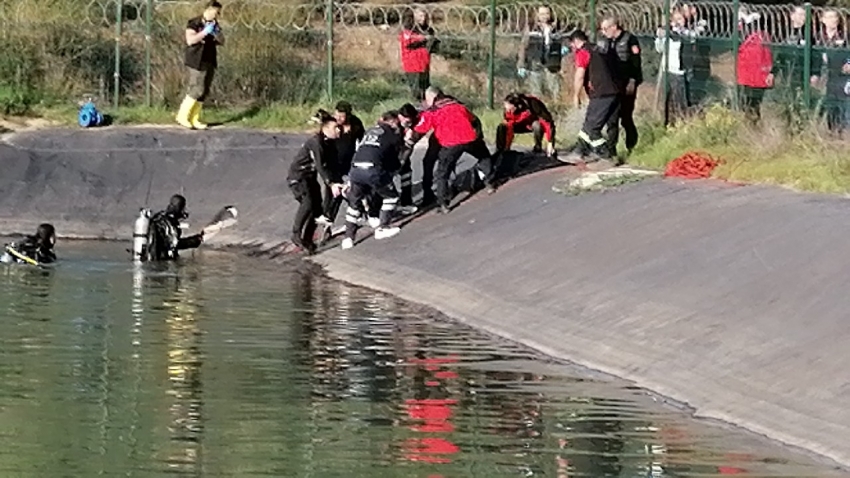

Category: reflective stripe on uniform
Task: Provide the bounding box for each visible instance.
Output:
[578,130,606,148]
[381,197,398,211]
[353,162,374,169]
[345,206,361,223]
[400,173,412,187]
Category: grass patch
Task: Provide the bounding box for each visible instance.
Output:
[628,104,850,195]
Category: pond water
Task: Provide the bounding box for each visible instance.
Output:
[0,241,844,477]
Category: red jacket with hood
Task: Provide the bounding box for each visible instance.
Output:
[737,30,774,88]
[399,26,434,74]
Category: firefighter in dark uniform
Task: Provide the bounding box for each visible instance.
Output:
[496,92,556,159]
[341,111,404,250]
[599,15,642,157]
[411,87,496,214]
[396,103,426,211]
[566,29,621,161]
[287,112,341,254]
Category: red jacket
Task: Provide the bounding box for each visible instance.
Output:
[414,98,478,147]
[737,31,773,88]
[399,28,432,73]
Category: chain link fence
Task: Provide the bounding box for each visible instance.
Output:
[0,0,848,126]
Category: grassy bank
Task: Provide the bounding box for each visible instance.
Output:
[629,105,850,195]
[7,100,850,196]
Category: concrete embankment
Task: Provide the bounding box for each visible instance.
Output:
[315,172,850,468]
[1,127,848,468]
[0,127,304,248]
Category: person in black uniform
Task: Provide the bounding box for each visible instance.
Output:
[2,223,57,265]
[287,112,341,254]
[599,15,642,158]
[317,101,365,228]
[341,111,404,250]
[145,194,205,261]
[566,29,622,161]
[175,0,224,130]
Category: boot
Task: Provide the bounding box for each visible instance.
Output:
[176,96,196,129]
[190,101,208,130]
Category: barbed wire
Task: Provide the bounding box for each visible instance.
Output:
[3,0,850,43]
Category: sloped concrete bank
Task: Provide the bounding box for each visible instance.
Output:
[313,172,850,469]
[1,127,848,468]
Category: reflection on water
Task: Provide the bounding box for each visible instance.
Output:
[0,241,844,477]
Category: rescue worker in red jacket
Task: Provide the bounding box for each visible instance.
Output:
[412,87,496,214]
[736,12,774,123]
[399,9,440,102]
[565,29,622,162]
[496,93,556,160]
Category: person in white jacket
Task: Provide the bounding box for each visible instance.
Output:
[655,9,702,122]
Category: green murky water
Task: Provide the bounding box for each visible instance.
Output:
[0,241,844,477]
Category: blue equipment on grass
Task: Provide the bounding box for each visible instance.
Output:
[78,101,104,128]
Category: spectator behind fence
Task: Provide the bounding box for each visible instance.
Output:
[399,9,439,102]
[517,5,566,103]
[775,6,810,89]
[736,10,774,123]
[656,9,697,123]
[176,0,224,131]
[677,2,710,104]
[812,9,850,133]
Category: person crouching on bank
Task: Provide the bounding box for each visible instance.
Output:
[176,1,224,130]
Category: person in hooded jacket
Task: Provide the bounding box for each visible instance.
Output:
[145,194,205,261]
[2,223,57,265]
[736,12,774,123]
[287,111,341,254]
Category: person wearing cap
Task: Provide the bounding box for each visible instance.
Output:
[564,29,622,162]
[175,1,224,130]
[316,101,365,228]
[1,224,57,265]
[341,111,405,250]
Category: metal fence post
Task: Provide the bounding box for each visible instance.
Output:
[803,2,812,110]
[487,0,496,109]
[588,0,597,43]
[145,0,152,107]
[326,0,334,102]
[663,0,671,127]
[114,0,123,108]
[731,0,739,110]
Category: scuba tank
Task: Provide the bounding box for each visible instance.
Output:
[133,208,151,261]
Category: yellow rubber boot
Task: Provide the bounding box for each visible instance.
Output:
[176,96,196,129]
[190,101,208,130]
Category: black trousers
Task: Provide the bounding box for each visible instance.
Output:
[345,171,398,240]
[321,181,343,222]
[436,138,494,208]
[406,71,430,102]
[496,120,551,152]
[607,91,638,154]
[740,86,765,123]
[579,95,620,157]
[419,135,441,205]
[398,147,415,206]
[666,74,691,124]
[289,176,322,246]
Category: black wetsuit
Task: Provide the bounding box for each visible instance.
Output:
[145,209,203,261]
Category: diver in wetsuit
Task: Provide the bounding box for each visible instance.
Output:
[1,223,57,265]
[144,194,204,261]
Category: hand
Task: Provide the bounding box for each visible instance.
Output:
[657,27,666,38]
[765,73,775,87]
[517,67,528,79]
[843,63,850,75]
[331,183,343,197]
[810,75,820,87]
[546,142,555,157]
[213,23,222,36]
[560,45,570,56]
[626,79,637,96]
[572,94,581,109]
[202,22,216,36]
